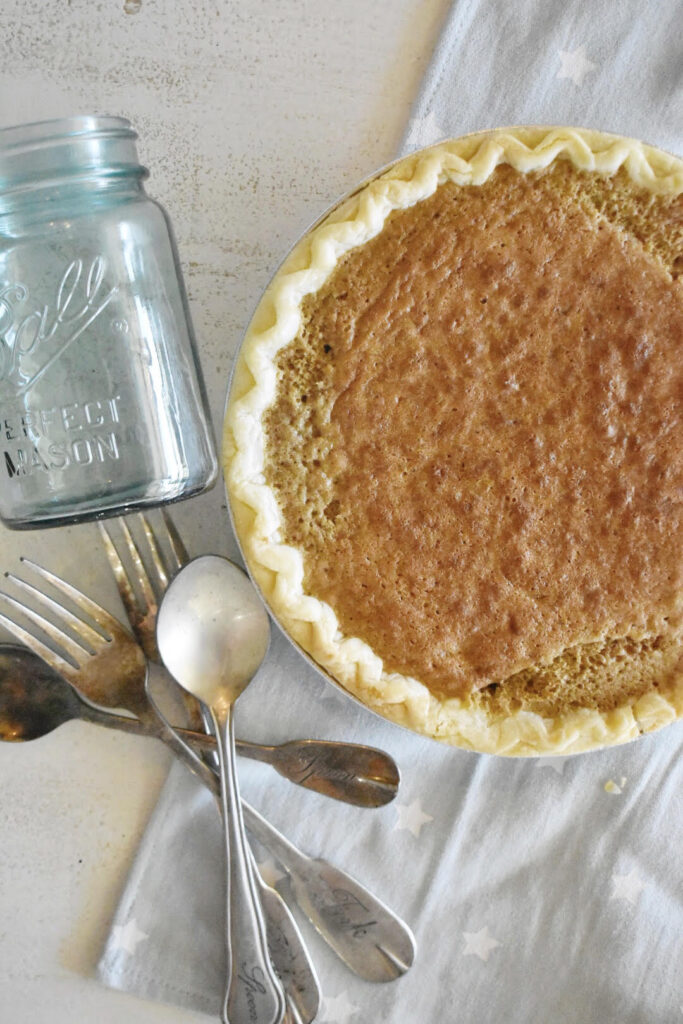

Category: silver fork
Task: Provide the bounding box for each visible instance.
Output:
[98,512,401,808]
[0,558,149,716]
[0,558,222,767]
[0,560,319,1020]
[98,510,187,666]
[98,515,415,983]
[0,551,415,983]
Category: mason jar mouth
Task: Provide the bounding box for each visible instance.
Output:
[0,115,147,199]
[0,115,136,149]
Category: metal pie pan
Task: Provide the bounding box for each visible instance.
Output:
[221,125,682,748]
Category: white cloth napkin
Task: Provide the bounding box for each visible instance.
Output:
[99,3,683,1021]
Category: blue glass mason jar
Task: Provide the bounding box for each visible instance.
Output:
[0,116,217,528]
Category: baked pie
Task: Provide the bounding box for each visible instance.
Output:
[224,126,683,755]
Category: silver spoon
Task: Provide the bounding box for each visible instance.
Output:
[0,645,413,992]
[146,667,399,807]
[0,645,319,1023]
[0,642,398,808]
[0,644,223,749]
[156,554,285,1024]
[255,860,320,1024]
[148,620,417,984]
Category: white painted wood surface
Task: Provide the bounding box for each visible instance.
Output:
[0,2,448,1020]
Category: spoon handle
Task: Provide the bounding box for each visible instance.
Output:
[211,706,285,1024]
[233,739,399,808]
[250,849,320,1024]
[134,695,415,985]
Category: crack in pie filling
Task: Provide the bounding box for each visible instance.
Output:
[225,127,683,755]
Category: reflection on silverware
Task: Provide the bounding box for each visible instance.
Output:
[99,512,400,807]
[0,558,149,717]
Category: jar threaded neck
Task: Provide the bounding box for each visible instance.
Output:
[0,116,147,205]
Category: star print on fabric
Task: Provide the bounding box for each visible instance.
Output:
[611,869,646,905]
[557,46,597,87]
[256,855,287,889]
[604,776,627,794]
[535,757,568,775]
[111,918,148,956]
[404,109,446,150]
[462,926,502,962]
[320,991,358,1024]
[393,798,434,837]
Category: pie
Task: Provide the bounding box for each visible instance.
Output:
[224,126,683,756]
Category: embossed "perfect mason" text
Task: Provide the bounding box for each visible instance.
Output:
[2,394,123,479]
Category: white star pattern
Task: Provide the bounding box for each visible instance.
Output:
[111,918,148,956]
[256,855,287,889]
[405,109,446,150]
[556,46,597,87]
[462,926,502,962]
[320,991,358,1024]
[535,757,568,775]
[393,798,434,837]
[611,869,646,905]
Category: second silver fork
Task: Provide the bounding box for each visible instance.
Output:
[98,512,400,809]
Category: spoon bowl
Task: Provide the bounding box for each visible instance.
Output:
[0,644,163,744]
[157,554,270,712]
[0,645,77,741]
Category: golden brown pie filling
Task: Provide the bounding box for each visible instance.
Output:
[263,161,683,716]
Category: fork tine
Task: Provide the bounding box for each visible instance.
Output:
[0,607,76,679]
[0,591,88,666]
[6,572,107,649]
[138,513,169,589]
[98,521,142,627]
[160,509,190,571]
[20,558,127,636]
[119,517,158,608]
